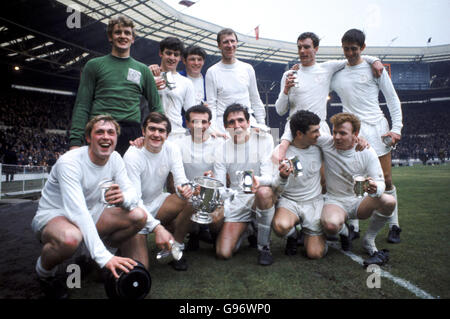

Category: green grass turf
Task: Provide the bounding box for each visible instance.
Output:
[67,164,450,299]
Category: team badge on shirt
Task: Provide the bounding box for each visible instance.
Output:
[127,68,141,84]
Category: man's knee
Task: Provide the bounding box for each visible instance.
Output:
[216,246,233,260]
[321,217,341,235]
[255,187,274,208]
[58,228,83,252]
[379,195,396,216]
[129,207,147,229]
[306,247,325,260]
[272,217,291,237]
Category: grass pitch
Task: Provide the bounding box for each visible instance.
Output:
[68,164,450,299]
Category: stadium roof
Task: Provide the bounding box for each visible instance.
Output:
[58,0,450,64]
[1,0,450,89]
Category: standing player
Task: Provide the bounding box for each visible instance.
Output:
[32,115,148,299]
[319,113,396,265]
[150,37,196,140]
[123,112,194,271]
[205,28,267,134]
[272,110,327,259]
[331,29,403,243]
[273,32,383,160]
[213,104,276,265]
[180,45,208,104]
[69,16,162,156]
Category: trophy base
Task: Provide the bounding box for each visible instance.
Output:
[191,211,213,224]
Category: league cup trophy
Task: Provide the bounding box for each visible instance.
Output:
[353,175,369,198]
[189,176,225,224]
[236,170,254,194]
[99,179,115,208]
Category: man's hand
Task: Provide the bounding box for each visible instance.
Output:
[177,184,194,200]
[129,136,144,148]
[355,136,370,151]
[153,224,175,251]
[251,175,260,193]
[105,256,137,279]
[279,159,293,179]
[283,72,297,95]
[366,177,378,195]
[291,63,300,71]
[382,131,401,146]
[149,64,161,77]
[272,140,290,164]
[204,170,215,178]
[104,184,124,206]
[371,60,384,78]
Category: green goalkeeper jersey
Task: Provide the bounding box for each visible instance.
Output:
[69,54,162,147]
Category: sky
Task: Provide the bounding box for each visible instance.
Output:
[163,0,450,47]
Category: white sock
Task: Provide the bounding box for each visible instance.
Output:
[35,256,57,279]
[339,223,349,237]
[385,186,399,228]
[363,211,390,255]
[256,206,275,250]
[285,226,296,238]
[348,218,359,232]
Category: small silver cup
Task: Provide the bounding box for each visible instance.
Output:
[236,170,253,194]
[156,240,183,264]
[290,70,299,88]
[289,156,303,177]
[353,175,368,198]
[162,72,176,90]
[382,135,393,147]
[99,179,115,207]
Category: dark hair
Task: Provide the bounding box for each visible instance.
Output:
[223,103,249,127]
[341,29,365,47]
[142,112,172,134]
[107,15,135,38]
[159,37,185,55]
[298,32,320,48]
[185,104,212,122]
[183,45,207,60]
[217,28,238,45]
[289,110,321,137]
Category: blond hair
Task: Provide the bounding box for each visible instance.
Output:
[107,15,135,38]
[330,112,361,134]
[85,114,120,139]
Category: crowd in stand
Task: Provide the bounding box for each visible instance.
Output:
[1,90,449,167]
[388,102,450,161]
[0,90,72,169]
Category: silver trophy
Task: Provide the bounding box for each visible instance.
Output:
[162,72,176,90]
[99,179,115,207]
[353,175,369,198]
[290,70,299,88]
[281,156,303,177]
[236,170,253,194]
[156,240,183,263]
[289,156,303,176]
[382,135,393,147]
[189,176,225,224]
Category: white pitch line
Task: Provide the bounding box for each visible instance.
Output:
[327,241,437,299]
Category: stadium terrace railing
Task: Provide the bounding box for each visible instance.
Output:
[0,164,48,200]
